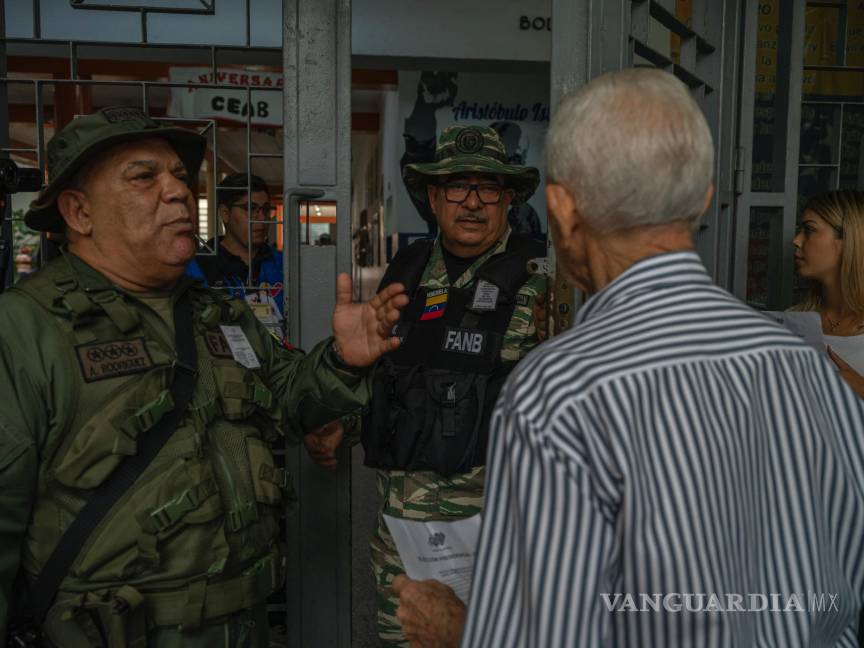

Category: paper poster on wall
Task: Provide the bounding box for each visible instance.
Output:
[397,70,550,238]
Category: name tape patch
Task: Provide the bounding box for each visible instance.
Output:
[101,107,146,124]
[442,327,486,356]
[76,337,154,383]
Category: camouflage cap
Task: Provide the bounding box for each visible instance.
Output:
[403,125,540,205]
[25,106,207,233]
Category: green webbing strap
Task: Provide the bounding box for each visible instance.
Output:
[181,581,207,629]
[148,479,219,532]
[91,290,140,333]
[226,501,259,532]
[223,381,273,410]
[142,550,285,627]
[33,290,198,622]
[59,291,96,319]
[130,390,175,434]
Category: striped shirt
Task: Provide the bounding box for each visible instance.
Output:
[462,251,864,647]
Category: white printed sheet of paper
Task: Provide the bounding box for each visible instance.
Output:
[383,513,481,604]
[762,311,824,352]
[219,325,261,369]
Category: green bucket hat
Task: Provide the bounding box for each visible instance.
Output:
[25,106,207,233]
[403,125,540,206]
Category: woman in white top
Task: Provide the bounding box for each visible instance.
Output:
[792,189,864,398]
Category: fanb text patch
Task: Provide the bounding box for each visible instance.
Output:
[442,327,486,355]
[205,329,234,358]
[76,338,154,382]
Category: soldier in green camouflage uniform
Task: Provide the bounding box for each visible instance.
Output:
[371,233,544,645]
[369,125,546,646]
[0,107,407,647]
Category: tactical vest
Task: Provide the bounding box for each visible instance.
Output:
[362,234,543,477]
[12,255,290,647]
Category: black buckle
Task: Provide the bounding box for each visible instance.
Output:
[173,359,198,378]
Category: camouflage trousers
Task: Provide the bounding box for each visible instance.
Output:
[370,466,485,647]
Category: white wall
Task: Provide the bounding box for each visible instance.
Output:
[353,0,551,61]
[7,0,552,60]
[6,0,281,45]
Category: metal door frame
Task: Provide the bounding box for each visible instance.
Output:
[282,1,354,646]
[732,0,806,309]
[552,0,749,294]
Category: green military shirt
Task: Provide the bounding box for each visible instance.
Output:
[0,251,368,645]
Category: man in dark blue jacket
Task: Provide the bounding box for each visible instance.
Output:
[187,173,284,335]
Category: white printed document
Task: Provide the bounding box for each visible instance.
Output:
[383,513,481,604]
[762,311,824,352]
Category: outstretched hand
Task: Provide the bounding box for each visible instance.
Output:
[332,273,408,367]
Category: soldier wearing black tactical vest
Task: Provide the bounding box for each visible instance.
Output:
[0,107,408,647]
[304,125,546,646]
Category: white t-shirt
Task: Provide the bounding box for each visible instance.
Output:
[824,333,864,375]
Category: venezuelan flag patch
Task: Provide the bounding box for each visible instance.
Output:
[420,288,448,321]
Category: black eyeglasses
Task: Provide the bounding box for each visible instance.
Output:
[441,182,508,205]
[231,201,275,218]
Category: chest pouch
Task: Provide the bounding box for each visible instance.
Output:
[51,366,173,490]
[364,361,489,477]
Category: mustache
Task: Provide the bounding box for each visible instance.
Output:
[455,213,487,223]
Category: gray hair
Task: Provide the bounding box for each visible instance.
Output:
[545,68,714,232]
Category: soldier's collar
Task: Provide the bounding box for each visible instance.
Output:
[61,247,195,300]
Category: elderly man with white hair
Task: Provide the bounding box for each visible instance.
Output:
[392,68,864,647]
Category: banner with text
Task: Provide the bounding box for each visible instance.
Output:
[168,66,283,127]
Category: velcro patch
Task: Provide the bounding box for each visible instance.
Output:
[205,329,234,358]
[76,338,154,383]
[101,107,147,124]
[515,293,532,307]
[442,327,486,356]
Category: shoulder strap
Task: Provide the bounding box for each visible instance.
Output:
[377,239,434,295]
[32,290,199,621]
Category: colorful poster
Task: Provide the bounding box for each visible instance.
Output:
[396,70,550,237]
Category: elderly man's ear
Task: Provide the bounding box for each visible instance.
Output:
[545,182,583,237]
[57,189,94,236]
[701,183,716,216]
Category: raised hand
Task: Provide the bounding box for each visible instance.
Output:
[332,273,408,367]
